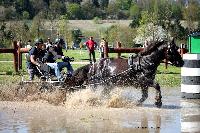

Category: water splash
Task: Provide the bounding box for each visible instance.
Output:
[0,83,141,108]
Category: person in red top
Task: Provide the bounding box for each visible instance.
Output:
[85,36,97,64]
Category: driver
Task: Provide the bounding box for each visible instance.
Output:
[43,38,74,80]
[26,38,46,80]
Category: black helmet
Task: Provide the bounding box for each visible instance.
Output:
[35,38,43,45]
[55,38,59,44]
[55,38,64,45]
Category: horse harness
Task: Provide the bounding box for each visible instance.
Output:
[69,56,142,90]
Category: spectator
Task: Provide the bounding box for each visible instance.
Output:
[99,37,106,58]
[84,36,97,64]
[17,40,22,47]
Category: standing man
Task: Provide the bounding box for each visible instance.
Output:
[99,37,106,58]
[85,36,97,64]
[26,38,46,80]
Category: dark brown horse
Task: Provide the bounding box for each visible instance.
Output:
[64,39,184,107]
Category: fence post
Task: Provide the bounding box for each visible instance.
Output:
[13,41,18,72]
[104,42,109,58]
[18,42,22,70]
[117,42,121,58]
[164,48,168,69]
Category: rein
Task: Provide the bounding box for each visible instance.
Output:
[68,67,133,90]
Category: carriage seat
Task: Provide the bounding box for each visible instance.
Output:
[36,63,56,81]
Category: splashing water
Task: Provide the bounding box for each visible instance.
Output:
[0,83,142,108]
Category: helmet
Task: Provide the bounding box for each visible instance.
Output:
[55,38,60,44]
[34,38,43,45]
[55,38,64,45]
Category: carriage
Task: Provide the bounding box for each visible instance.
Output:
[21,56,75,87]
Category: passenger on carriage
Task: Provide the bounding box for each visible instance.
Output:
[45,37,52,48]
[26,38,46,80]
[43,38,74,81]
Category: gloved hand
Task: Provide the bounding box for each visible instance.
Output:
[36,62,41,67]
[62,56,74,62]
[70,57,74,62]
[42,58,47,63]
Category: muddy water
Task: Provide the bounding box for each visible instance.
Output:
[0,85,200,133]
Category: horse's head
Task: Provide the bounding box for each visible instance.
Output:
[166,39,184,67]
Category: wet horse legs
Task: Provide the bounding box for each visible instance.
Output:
[152,82,162,108]
[137,87,148,105]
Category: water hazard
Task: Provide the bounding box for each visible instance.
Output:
[0,84,200,133]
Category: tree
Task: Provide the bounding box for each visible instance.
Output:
[58,15,71,46]
[129,3,140,28]
[135,10,168,44]
[4,6,16,20]
[169,19,188,41]
[98,0,109,9]
[15,0,33,18]
[49,0,66,19]
[158,0,172,38]
[9,21,30,43]
[81,0,97,19]
[67,3,82,19]
[71,28,82,48]
[171,2,183,20]
[182,0,200,32]
[22,11,30,19]
[115,0,132,10]
[30,13,45,39]
[106,1,119,19]
[31,0,48,17]
[106,25,136,47]
[134,23,169,45]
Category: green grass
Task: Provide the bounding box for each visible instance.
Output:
[156,64,181,87]
[0,50,181,87]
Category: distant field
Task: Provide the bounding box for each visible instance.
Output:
[6,20,132,32]
[67,20,132,31]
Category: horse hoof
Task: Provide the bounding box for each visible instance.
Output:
[155,101,162,108]
[136,101,143,106]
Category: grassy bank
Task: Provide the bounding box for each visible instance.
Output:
[0,49,181,87]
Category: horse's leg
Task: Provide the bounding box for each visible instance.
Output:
[137,87,148,105]
[152,82,162,108]
[100,81,112,98]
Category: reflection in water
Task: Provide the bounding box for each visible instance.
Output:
[181,99,200,133]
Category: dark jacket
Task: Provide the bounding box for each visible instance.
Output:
[26,47,46,69]
[43,46,63,63]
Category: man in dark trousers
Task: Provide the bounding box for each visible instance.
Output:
[84,36,97,64]
[43,38,74,80]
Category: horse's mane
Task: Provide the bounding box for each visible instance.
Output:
[140,40,166,56]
